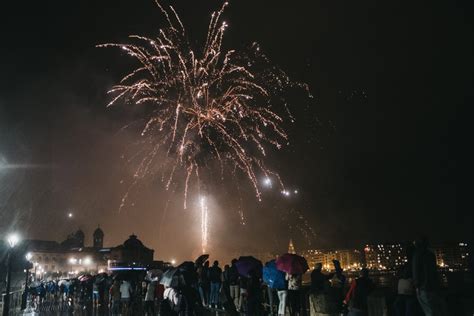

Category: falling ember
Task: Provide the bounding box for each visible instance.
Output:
[200,196,209,254]
[99,1,311,208]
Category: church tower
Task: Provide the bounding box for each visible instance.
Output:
[288,238,296,254]
[93,226,104,249]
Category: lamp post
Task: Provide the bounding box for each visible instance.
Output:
[21,253,32,310]
[3,233,20,316]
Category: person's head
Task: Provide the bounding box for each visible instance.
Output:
[204,261,209,268]
[360,268,369,278]
[213,260,219,267]
[224,264,230,271]
[314,263,322,272]
[231,258,237,266]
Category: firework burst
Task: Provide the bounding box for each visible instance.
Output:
[99,1,310,209]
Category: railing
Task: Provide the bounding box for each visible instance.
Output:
[1,290,24,315]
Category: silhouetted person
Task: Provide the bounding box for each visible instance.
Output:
[246,269,263,316]
[310,263,331,293]
[393,264,423,316]
[286,272,302,316]
[198,261,210,306]
[412,237,446,315]
[228,259,240,308]
[209,260,222,308]
[344,268,373,316]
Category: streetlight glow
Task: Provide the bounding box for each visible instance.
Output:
[25,252,32,261]
[7,233,20,248]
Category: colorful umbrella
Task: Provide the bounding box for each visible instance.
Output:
[78,274,93,282]
[263,260,286,289]
[235,256,262,277]
[276,253,309,274]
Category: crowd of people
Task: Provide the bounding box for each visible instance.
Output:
[22,237,451,315]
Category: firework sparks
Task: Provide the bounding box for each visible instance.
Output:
[99,1,310,209]
[200,196,209,254]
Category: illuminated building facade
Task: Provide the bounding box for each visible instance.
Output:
[364,243,407,270]
[433,242,470,270]
[23,231,110,278]
[23,230,156,278]
[301,249,362,271]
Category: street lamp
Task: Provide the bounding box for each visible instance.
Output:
[21,253,33,310]
[3,233,20,316]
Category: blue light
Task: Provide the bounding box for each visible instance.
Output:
[108,267,147,271]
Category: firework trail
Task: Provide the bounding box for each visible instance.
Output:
[99,1,310,209]
[200,196,209,254]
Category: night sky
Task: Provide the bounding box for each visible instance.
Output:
[0,1,469,261]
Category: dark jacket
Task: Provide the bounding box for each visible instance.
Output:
[412,248,439,290]
[209,266,222,283]
[310,269,331,292]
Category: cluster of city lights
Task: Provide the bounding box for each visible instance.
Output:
[68,256,93,266]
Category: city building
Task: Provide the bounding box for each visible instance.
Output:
[301,249,362,271]
[21,228,156,278]
[300,249,326,270]
[108,234,154,270]
[433,242,470,270]
[22,229,110,278]
[364,243,407,270]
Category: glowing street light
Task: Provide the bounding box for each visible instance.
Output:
[69,257,78,264]
[7,233,20,248]
[83,257,92,265]
[4,233,20,316]
[68,213,73,218]
[22,252,33,310]
[171,259,176,266]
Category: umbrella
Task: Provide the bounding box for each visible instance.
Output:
[276,253,309,274]
[78,274,93,282]
[160,268,181,288]
[178,261,198,285]
[235,256,262,277]
[195,254,209,266]
[263,260,286,289]
[178,261,195,273]
[58,279,69,286]
[146,269,163,281]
